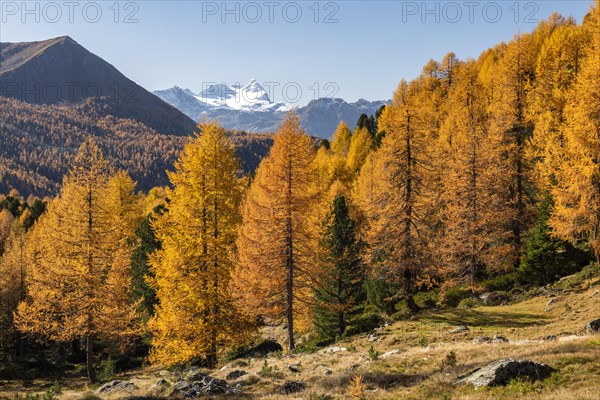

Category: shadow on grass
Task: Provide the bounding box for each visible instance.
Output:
[419,308,551,328]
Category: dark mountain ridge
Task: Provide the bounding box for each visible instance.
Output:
[0,36,197,136]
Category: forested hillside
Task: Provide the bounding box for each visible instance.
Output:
[0,2,599,397]
[0,96,273,196]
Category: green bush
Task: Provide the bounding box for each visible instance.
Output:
[518,195,591,286]
[368,346,379,360]
[458,297,481,309]
[484,274,516,292]
[347,308,382,335]
[441,287,471,308]
[96,357,117,383]
[414,291,438,309]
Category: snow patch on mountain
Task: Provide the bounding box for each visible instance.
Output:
[154,79,388,138]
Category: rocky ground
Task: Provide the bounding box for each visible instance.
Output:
[2,270,600,400]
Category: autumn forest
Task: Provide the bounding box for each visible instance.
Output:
[1,3,600,388]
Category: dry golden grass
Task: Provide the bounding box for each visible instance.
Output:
[2,276,599,400]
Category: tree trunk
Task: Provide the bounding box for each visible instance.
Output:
[405,294,420,314]
[206,341,217,369]
[86,334,96,383]
[286,244,295,352]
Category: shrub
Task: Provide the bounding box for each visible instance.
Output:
[96,357,117,383]
[347,309,383,335]
[414,291,438,309]
[441,287,471,308]
[458,297,481,309]
[367,346,379,360]
[483,274,516,291]
[348,375,366,400]
[440,351,457,371]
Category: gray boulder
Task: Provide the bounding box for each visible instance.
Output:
[449,325,469,334]
[492,335,509,343]
[480,292,507,306]
[170,380,191,396]
[96,380,136,394]
[586,318,600,333]
[472,336,491,344]
[170,374,240,397]
[453,358,554,387]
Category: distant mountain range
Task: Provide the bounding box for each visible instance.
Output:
[154,82,388,138]
[0,35,388,196]
[0,36,273,197]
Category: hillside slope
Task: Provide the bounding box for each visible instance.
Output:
[1,268,598,399]
[0,36,197,137]
[0,97,273,197]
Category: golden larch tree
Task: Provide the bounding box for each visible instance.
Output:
[527,15,590,190]
[356,82,434,313]
[440,60,506,290]
[487,34,538,271]
[149,121,246,368]
[550,2,600,260]
[14,137,141,383]
[234,112,319,352]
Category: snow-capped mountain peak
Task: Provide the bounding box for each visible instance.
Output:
[189,79,285,112]
[154,80,389,138]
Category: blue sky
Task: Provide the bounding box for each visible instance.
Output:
[0,1,594,105]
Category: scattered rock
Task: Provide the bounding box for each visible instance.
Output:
[480,292,507,306]
[315,365,333,376]
[453,358,554,387]
[368,333,378,342]
[542,334,557,341]
[586,318,600,333]
[449,325,469,334]
[547,298,557,306]
[492,335,509,343]
[170,380,191,396]
[170,374,240,397]
[187,371,209,381]
[347,364,359,371]
[279,381,306,394]
[321,346,347,353]
[472,336,491,344]
[380,349,401,359]
[288,364,301,373]
[226,370,247,380]
[544,308,552,312]
[96,380,136,394]
[149,378,170,393]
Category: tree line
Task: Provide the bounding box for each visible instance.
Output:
[0,3,599,382]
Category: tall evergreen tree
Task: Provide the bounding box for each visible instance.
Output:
[519,194,590,285]
[313,194,365,340]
